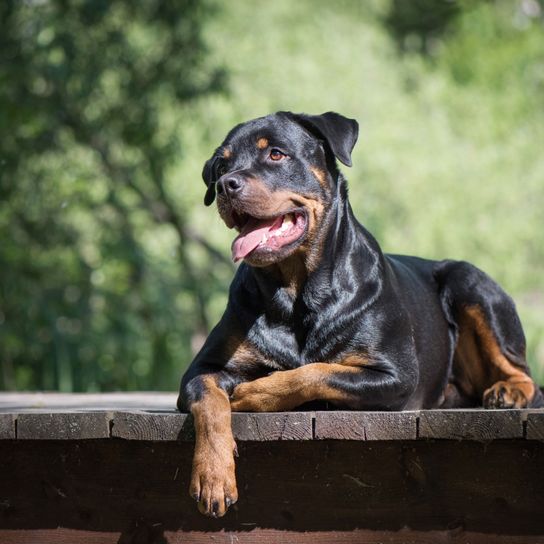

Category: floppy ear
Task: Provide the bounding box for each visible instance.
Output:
[291,111,359,167]
[202,156,217,206]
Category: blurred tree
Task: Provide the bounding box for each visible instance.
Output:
[383,0,462,55]
[0,0,230,391]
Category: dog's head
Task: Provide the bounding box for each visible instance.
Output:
[202,112,358,266]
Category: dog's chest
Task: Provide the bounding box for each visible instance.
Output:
[245,310,355,369]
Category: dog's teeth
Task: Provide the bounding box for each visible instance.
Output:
[276,214,293,234]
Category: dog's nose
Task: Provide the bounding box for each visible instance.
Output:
[217,175,244,197]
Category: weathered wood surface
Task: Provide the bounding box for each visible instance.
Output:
[1,528,544,544]
[1,393,544,543]
[1,440,544,540]
[418,409,526,440]
[1,393,543,441]
[526,411,544,440]
[314,410,418,440]
[0,413,15,439]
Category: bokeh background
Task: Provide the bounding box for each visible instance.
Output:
[1,0,544,392]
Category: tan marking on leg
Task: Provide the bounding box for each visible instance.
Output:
[230,360,364,412]
[453,305,535,408]
[190,375,238,517]
[256,137,268,149]
[452,310,488,398]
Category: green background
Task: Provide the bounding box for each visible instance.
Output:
[1,0,544,391]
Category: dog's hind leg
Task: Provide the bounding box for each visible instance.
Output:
[435,260,543,408]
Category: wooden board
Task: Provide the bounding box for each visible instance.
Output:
[314,411,417,440]
[526,411,544,440]
[1,440,543,537]
[110,412,313,441]
[1,394,544,540]
[0,413,15,439]
[16,412,111,440]
[1,527,544,544]
[1,393,540,442]
[418,409,524,440]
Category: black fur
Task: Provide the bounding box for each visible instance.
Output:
[178,111,542,412]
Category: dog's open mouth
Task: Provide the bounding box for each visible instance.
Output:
[231,210,307,262]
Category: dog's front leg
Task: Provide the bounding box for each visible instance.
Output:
[230,362,362,411]
[185,374,238,517]
[230,358,414,412]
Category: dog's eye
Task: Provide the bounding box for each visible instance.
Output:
[216,164,227,178]
[269,149,286,161]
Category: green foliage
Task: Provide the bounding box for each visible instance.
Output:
[384,0,461,54]
[1,0,544,390]
[0,0,230,391]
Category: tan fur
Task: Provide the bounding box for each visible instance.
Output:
[453,305,535,407]
[267,190,327,291]
[222,147,232,159]
[256,137,269,149]
[225,334,281,370]
[190,375,238,517]
[310,165,330,193]
[230,358,366,412]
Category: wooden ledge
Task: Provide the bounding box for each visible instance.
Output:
[1,392,543,441]
[2,393,544,541]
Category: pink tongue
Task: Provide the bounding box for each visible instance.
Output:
[231,216,282,262]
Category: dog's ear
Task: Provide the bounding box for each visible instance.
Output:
[291,112,359,167]
[202,156,217,206]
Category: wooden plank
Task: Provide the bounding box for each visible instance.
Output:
[314,411,417,440]
[16,412,111,440]
[1,440,543,535]
[418,409,523,440]
[112,412,313,441]
[231,412,313,441]
[0,529,119,544]
[1,528,543,544]
[0,413,15,439]
[112,411,190,441]
[526,411,544,440]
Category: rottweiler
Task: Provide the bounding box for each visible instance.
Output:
[177,111,542,517]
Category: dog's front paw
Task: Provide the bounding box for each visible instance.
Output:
[230,379,277,411]
[190,450,238,517]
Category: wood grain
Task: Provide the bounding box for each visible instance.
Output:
[111,412,313,441]
[418,409,524,440]
[17,412,111,440]
[231,412,313,440]
[2,528,544,544]
[0,413,15,439]
[112,411,190,441]
[314,411,417,440]
[526,411,544,440]
[1,440,543,536]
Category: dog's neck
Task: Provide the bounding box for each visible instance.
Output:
[250,175,384,311]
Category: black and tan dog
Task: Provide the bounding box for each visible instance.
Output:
[177,111,542,517]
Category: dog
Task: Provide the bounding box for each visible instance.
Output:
[177,111,542,517]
